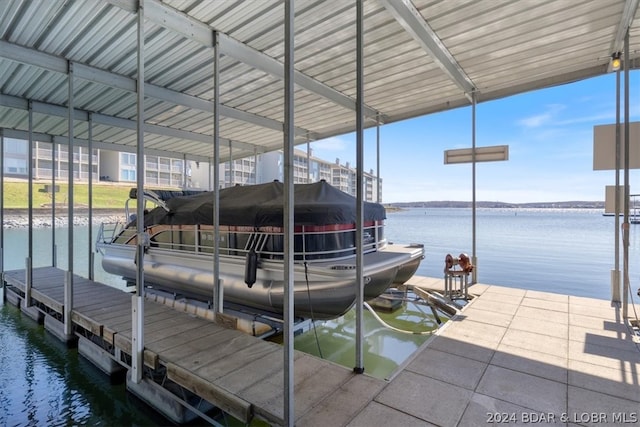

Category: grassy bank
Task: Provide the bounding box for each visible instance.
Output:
[2,181,134,209]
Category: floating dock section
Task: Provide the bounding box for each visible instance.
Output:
[1,266,384,425]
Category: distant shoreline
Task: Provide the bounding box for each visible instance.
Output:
[387,201,605,209]
[2,208,125,229]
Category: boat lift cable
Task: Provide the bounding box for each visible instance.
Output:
[363,302,436,335]
[625,269,639,330]
[304,261,324,359]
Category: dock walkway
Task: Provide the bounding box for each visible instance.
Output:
[2,266,382,425]
[3,267,640,426]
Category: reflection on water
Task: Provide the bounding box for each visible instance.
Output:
[0,303,162,426]
[294,294,445,380]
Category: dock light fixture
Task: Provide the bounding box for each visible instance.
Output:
[611,52,621,71]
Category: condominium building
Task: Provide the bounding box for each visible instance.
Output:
[2,137,382,201]
[99,150,189,188]
[2,138,99,181]
[249,149,381,202]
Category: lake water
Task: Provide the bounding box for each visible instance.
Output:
[385,207,640,300]
[1,208,639,425]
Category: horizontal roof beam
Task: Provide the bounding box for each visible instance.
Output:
[2,128,212,162]
[106,0,384,122]
[612,0,639,53]
[0,93,263,154]
[609,0,639,71]
[380,0,475,100]
[0,40,317,140]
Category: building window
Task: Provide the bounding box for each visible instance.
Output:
[121,153,136,166]
[5,158,27,174]
[5,138,27,154]
[120,169,136,181]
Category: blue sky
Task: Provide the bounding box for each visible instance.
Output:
[309,72,640,204]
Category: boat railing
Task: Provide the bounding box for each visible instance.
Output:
[141,223,384,262]
[96,221,126,249]
[124,190,169,221]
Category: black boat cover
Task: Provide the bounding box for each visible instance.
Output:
[138,180,386,227]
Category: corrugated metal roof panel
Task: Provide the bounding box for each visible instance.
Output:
[1,0,638,162]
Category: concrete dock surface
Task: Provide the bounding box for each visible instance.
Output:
[309,282,640,427]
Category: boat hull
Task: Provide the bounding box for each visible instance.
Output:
[99,243,423,320]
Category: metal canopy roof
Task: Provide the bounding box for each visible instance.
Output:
[1,0,639,163]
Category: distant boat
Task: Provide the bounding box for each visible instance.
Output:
[96,181,424,320]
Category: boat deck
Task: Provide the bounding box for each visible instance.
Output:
[3,267,639,426]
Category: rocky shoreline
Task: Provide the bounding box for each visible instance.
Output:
[2,209,126,229]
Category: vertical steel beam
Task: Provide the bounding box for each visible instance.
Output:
[132,0,146,383]
[376,115,381,203]
[25,101,33,308]
[88,114,94,280]
[208,160,213,190]
[622,31,630,318]
[64,61,75,336]
[212,31,222,314]
[254,147,259,184]
[354,0,365,373]
[283,0,295,424]
[613,63,621,303]
[0,129,4,303]
[52,138,57,267]
[306,141,311,182]
[183,153,187,187]
[229,141,233,186]
[471,91,477,284]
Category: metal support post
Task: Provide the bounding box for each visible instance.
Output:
[52,139,57,267]
[212,31,222,314]
[25,101,34,308]
[471,91,478,284]
[0,129,4,304]
[254,147,259,184]
[24,257,32,307]
[283,0,295,424]
[0,266,4,305]
[306,141,311,182]
[376,114,381,203]
[64,271,72,335]
[64,61,75,337]
[229,140,233,186]
[183,153,188,188]
[88,115,95,280]
[612,62,621,303]
[208,160,213,190]
[132,0,146,383]
[622,31,630,318]
[354,0,365,374]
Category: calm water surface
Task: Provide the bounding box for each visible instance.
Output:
[0,302,162,426]
[1,208,639,425]
[385,207,640,300]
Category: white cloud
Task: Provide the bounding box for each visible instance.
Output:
[517,104,565,128]
[310,136,350,152]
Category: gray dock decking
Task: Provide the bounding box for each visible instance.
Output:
[3,267,639,426]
